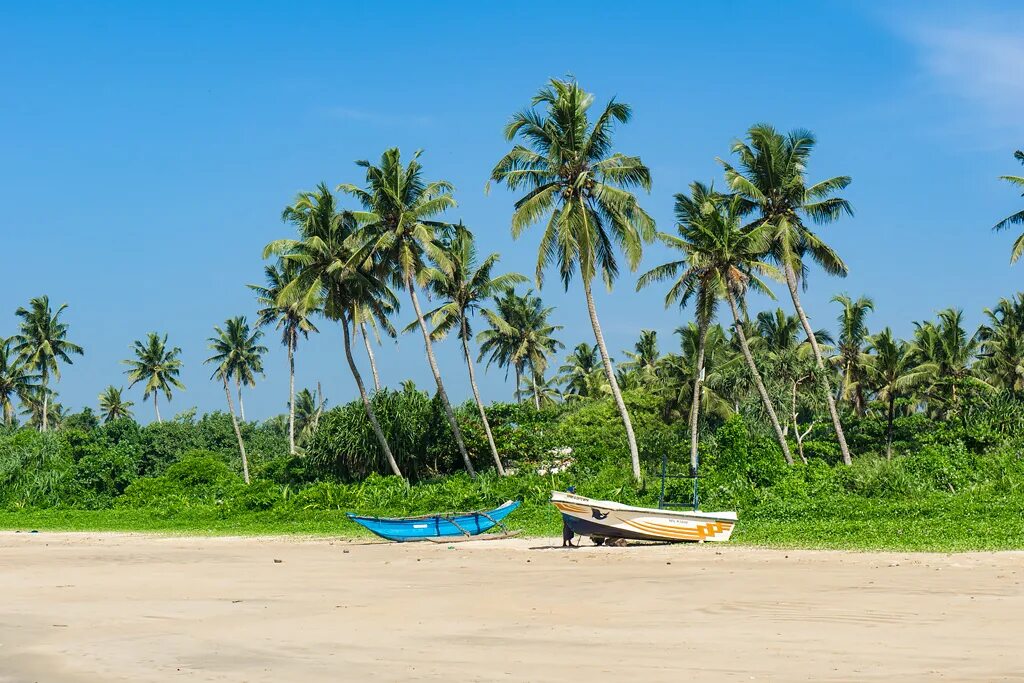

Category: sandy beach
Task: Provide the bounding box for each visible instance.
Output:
[2,533,1023,682]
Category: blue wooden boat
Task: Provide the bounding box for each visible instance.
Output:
[346,500,521,542]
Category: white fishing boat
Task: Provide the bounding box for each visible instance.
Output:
[551,491,737,543]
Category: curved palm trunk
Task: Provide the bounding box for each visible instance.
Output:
[514,366,522,404]
[407,280,476,478]
[688,315,710,476]
[531,369,541,410]
[287,334,296,455]
[584,280,642,482]
[153,394,161,423]
[343,318,403,478]
[460,319,505,476]
[727,290,794,466]
[361,322,382,392]
[222,375,250,484]
[783,262,852,465]
[236,377,246,422]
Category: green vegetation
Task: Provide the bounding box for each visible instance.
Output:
[2,79,1024,551]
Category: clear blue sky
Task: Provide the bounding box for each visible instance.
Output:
[2,1,1022,422]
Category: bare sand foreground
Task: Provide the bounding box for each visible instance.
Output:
[2,533,1024,682]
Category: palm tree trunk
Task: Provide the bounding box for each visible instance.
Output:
[689,314,709,477]
[460,319,505,476]
[531,370,541,410]
[407,280,476,478]
[343,318,403,478]
[236,376,246,422]
[41,376,48,432]
[886,394,895,461]
[726,290,794,465]
[288,334,296,455]
[584,279,642,482]
[783,262,852,465]
[222,375,250,484]
[514,366,522,404]
[361,322,382,392]
[153,394,161,423]
[791,379,808,464]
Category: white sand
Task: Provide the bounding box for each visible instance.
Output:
[2,532,1023,681]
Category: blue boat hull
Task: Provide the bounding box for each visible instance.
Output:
[347,500,520,542]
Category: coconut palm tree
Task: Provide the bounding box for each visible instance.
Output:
[832,294,874,416]
[638,181,768,471]
[993,151,1024,262]
[251,259,320,454]
[419,225,527,475]
[338,149,476,478]
[478,288,563,410]
[620,330,660,384]
[123,332,184,423]
[206,319,254,483]
[912,309,991,419]
[20,386,63,430]
[978,294,1024,392]
[0,337,36,426]
[720,124,855,464]
[655,323,735,424]
[210,317,266,422]
[12,296,84,431]
[519,372,562,408]
[643,183,792,463]
[490,78,655,481]
[270,183,405,478]
[865,329,931,460]
[97,386,134,423]
[293,385,326,446]
[559,343,603,399]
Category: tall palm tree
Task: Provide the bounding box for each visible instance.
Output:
[620,330,660,383]
[641,183,793,463]
[98,386,134,423]
[251,259,320,454]
[491,78,655,481]
[338,149,476,478]
[210,317,267,422]
[720,124,855,465]
[638,182,757,472]
[12,296,84,431]
[912,309,991,419]
[866,329,931,460]
[293,385,326,446]
[20,386,63,430]
[270,183,405,478]
[832,294,874,416]
[419,225,527,475]
[0,337,36,426]
[559,343,603,399]
[993,151,1024,262]
[123,332,184,423]
[978,294,1024,392]
[206,319,254,484]
[478,288,563,410]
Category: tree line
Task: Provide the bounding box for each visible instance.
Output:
[2,78,1022,484]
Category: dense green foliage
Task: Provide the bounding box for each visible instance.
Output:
[2,389,1023,550]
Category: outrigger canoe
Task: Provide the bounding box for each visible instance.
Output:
[347,500,521,542]
[552,491,736,543]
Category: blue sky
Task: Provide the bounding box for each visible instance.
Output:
[2,1,1022,422]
